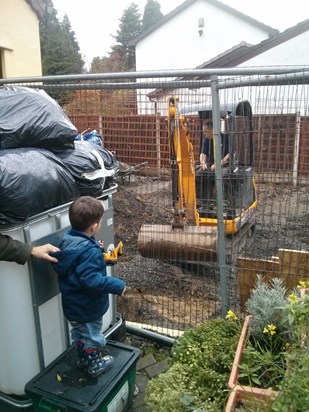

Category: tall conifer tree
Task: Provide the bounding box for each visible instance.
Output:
[40,0,84,75]
[142,0,163,31]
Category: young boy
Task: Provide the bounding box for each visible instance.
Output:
[51,196,126,378]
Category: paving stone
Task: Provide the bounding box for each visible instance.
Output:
[130,403,150,412]
[136,354,156,371]
[130,379,150,411]
[131,393,147,409]
[136,372,149,389]
[145,359,169,379]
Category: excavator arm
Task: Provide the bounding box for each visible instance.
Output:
[168,97,197,227]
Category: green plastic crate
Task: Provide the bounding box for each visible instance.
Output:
[25,340,140,412]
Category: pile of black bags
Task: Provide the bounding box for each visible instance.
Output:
[0,86,119,225]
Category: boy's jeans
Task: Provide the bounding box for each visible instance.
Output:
[69,318,106,350]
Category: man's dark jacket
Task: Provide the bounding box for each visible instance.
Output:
[0,234,32,264]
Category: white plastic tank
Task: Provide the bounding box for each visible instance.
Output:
[0,187,118,395]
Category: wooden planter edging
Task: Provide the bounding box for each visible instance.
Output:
[228,315,252,390]
[226,288,309,411]
[226,315,278,411]
[225,386,275,412]
[300,287,309,298]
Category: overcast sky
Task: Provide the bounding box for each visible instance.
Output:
[51,0,308,68]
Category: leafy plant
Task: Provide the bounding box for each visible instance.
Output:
[238,276,291,390]
[146,317,241,411]
[239,276,309,410]
[246,275,289,341]
[146,363,193,412]
[271,346,309,411]
[284,287,309,346]
[235,393,274,412]
[239,337,286,390]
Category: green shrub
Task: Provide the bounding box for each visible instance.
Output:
[271,346,309,411]
[146,317,241,411]
[146,363,194,412]
[240,277,309,403]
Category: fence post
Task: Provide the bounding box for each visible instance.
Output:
[211,75,229,318]
[293,111,301,186]
[156,112,161,176]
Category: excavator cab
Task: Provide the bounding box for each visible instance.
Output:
[191,99,257,234]
[137,97,257,262]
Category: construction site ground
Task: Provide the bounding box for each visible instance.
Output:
[114,174,309,328]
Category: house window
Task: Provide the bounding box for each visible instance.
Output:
[198,18,204,28]
[198,18,204,36]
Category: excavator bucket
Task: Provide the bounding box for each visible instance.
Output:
[137,224,218,262]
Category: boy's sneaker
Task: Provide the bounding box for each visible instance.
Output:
[86,350,114,378]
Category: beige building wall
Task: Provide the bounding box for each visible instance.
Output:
[0,0,42,78]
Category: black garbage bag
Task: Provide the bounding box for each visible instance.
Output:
[0,148,80,225]
[56,141,119,196]
[0,86,77,151]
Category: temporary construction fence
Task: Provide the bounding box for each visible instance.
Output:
[2,66,309,337]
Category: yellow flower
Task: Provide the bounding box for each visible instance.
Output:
[297,280,309,289]
[263,324,276,335]
[226,310,238,320]
[288,293,298,303]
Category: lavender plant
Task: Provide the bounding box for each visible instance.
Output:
[246,275,289,341]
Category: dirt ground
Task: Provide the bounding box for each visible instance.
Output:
[113,174,309,332]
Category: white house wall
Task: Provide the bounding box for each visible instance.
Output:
[135,0,272,72]
[150,88,213,116]
[136,0,274,114]
[235,31,309,115]
[239,32,309,67]
[139,29,309,115]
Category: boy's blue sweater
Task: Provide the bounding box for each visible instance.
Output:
[51,229,125,323]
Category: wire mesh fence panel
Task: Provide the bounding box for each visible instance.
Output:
[2,68,309,336]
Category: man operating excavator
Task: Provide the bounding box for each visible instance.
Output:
[196,119,230,210]
[200,119,230,171]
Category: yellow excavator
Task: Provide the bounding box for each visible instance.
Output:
[137,97,257,263]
